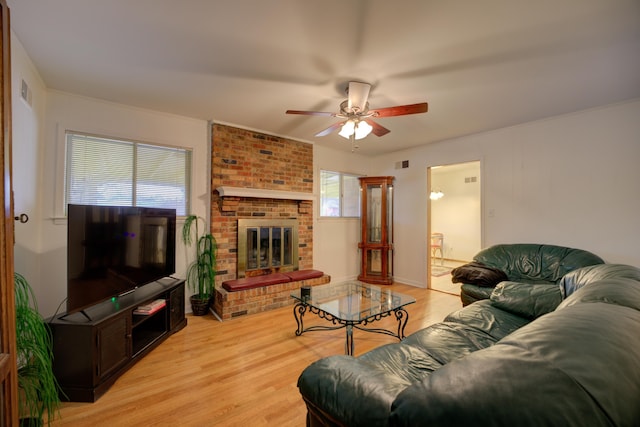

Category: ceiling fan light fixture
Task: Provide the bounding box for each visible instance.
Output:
[354,120,372,139]
[339,119,373,140]
[338,120,356,138]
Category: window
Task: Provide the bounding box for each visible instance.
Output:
[320,170,361,217]
[65,132,192,215]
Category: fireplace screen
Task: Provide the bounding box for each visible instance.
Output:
[237,218,298,277]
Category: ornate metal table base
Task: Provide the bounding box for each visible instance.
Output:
[293,302,410,356]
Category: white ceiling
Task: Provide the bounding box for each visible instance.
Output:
[8,0,640,155]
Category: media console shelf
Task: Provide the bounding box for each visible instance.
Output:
[49,278,187,402]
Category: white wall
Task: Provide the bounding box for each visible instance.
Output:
[11,36,210,317]
[313,145,372,282]
[36,93,208,317]
[373,99,640,288]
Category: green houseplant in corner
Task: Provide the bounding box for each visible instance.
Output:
[182,215,218,316]
[14,272,61,426]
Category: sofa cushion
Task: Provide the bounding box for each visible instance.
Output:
[221,273,291,292]
[400,322,498,363]
[490,281,562,319]
[443,300,531,341]
[451,261,508,287]
[559,263,640,298]
[283,269,324,281]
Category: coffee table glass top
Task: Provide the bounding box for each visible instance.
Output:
[291,281,416,322]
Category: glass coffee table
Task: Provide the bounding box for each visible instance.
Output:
[291,281,416,355]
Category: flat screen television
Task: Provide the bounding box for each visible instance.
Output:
[67,204,176,315]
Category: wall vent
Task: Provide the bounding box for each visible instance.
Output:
[394,160,410,169]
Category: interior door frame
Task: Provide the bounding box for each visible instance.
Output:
[0,0,18,424]
[426,167,433,288]
[427,160,482,290]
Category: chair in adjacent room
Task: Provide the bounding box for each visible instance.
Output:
[430,233,444,265]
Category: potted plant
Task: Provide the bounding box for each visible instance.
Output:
[14,272,61,426]
[182,215,218,315]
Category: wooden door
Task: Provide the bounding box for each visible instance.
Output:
[0,0,17,425]
[96,315,130,382]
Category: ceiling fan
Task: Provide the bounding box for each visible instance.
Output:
[286,81,428,149]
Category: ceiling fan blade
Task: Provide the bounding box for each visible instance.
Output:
[347,81,371,113]
[286,109,336,117]
[370,102,428,118]
[365,119,391,137]
[315,121,345,137]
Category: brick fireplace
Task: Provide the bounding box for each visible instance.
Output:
[210,123,314,289]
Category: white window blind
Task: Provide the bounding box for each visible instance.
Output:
[65,133,191,215]
[342,174,360,217]
[320,170,361,217]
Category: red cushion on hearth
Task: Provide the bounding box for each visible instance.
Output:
[283,269,324,281]
[222,273,291,292]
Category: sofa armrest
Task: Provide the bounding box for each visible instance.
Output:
[559,263,640,298]
[460,283,493,306]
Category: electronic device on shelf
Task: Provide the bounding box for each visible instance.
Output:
[66,203,177,316]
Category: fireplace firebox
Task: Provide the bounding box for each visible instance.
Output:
[237,218,299,278]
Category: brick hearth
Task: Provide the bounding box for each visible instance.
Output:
[213,274,330,320]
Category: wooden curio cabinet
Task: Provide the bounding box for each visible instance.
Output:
[358,176,394,285]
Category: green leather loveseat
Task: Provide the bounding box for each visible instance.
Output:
[297,262,640,426]
[456,243,605,306]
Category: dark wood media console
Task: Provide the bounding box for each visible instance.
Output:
[49,278,187,402]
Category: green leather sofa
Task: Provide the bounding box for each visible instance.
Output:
[297,262,640,426]
[457,243,605,306]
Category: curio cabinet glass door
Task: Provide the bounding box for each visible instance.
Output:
[358,176,394,285]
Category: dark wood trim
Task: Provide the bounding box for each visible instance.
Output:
[0,0,17,424]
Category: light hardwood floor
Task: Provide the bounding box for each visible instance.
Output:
[49,284,462,426]
[431,260,465,295]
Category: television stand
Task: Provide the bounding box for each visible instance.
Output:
[58,309,92,322]
[49,278,186,402]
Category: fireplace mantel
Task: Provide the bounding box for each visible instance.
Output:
[216,186,314,201]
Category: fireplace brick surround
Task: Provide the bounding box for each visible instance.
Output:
[210,123,319,318]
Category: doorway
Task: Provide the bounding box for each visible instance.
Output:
[427,161,482,294]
